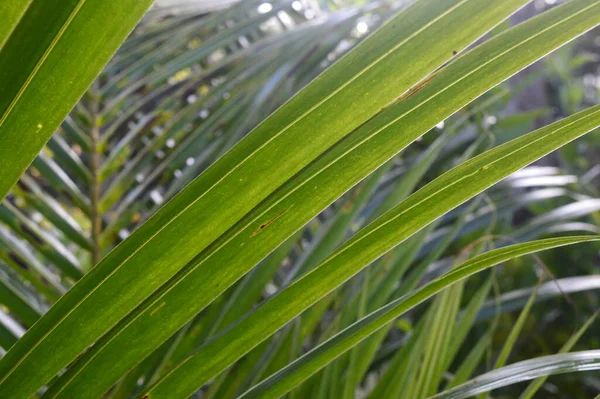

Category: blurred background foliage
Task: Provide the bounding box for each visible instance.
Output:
[0,0,599,397]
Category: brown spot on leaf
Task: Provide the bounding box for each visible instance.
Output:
[396,73,438,102]
[453,50,457,56]
[341,202,354,213]
[251,207,291,237]
[150,302,166,316]
[130,213,141,223]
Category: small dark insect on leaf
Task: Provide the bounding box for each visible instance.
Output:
[453,50,457,55]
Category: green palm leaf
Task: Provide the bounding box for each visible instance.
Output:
[0,1,599,398]
[143,98,600,397]
[0,0,153,202]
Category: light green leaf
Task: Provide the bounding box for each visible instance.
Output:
[0,0,153,202]
[0,1,31,50]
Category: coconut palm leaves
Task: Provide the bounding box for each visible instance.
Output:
[0,0,599,398]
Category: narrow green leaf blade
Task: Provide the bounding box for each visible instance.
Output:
[0,0,153,202]
[519,312,598,399]
[237,237,600,399]
[492,285,539,370]
[0,0,31,50]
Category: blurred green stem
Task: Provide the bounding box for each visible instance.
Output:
[90,82,102,267]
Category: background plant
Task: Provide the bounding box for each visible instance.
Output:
[0,0,599,398]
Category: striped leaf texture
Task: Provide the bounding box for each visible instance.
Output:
[0,1,600,398]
